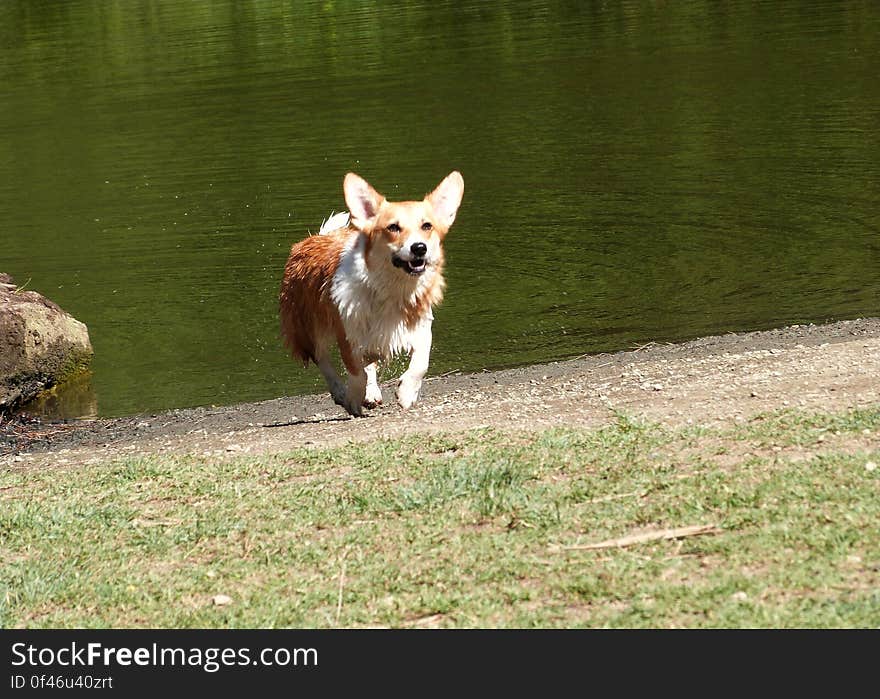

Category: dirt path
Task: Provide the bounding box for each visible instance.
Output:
[2,318,878,468]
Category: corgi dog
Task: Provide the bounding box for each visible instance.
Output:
[279,171,464,416]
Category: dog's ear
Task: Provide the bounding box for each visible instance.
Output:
[427,171,464,228]
[344,173,385,230]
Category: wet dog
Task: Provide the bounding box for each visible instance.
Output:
[279,171,464,415]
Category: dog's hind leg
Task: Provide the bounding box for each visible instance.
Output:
[363,363,383,408]
[337,335,367,417]
[315,354,348,410]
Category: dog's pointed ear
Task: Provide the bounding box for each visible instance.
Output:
[344,173,385,230]
[427,171,464,228]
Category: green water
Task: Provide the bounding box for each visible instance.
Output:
[2,1,879,418]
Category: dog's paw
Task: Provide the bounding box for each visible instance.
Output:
[364,384,383,409]
[396,377,422,410]
[332,391,364,417]
[342,396,364,417]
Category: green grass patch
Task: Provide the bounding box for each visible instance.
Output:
[1,410,878,628]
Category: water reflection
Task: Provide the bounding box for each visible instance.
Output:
[2,1,878,417]
[22,372,98,421]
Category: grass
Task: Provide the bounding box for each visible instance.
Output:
[1,408,878,628]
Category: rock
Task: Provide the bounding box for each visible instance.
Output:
[0,273,93,414]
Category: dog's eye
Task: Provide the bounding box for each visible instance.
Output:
[421,222,433,231]
[387,223,401,233]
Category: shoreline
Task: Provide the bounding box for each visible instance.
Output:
[2,317,879,465]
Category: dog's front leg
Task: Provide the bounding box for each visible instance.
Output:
[364,362,383,407]
[398,321,432,409]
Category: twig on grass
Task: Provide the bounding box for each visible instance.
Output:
[554,523,721,551]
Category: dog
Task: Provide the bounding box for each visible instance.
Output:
[279,171,464,416]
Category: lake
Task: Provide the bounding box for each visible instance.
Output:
[2,0,878,418]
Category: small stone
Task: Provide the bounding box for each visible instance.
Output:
[866,461,877,472]
[731,591,748,602]
[212,594,233,606]
[225,444,242,452]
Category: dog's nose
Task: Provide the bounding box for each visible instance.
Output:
[410,242,428,257]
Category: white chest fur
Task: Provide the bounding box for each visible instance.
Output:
[330,233,434,361]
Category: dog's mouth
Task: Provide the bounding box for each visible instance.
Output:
[392,255,427,276]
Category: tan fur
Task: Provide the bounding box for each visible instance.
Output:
[279,221,444,364]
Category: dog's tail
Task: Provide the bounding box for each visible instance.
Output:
[319,211,350,235]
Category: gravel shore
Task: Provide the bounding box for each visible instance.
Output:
[3,317,878,468]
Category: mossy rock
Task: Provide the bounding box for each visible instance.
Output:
[0,274,94,413]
